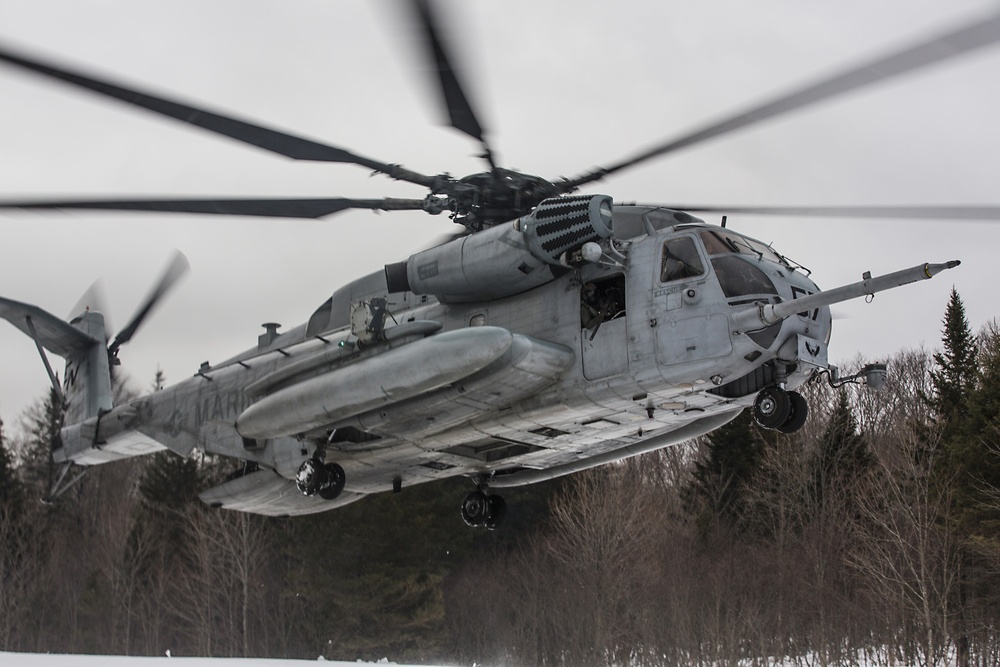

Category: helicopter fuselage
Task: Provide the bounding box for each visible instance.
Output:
[52,204,841,517]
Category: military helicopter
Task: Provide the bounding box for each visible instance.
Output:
[1,1,999,525]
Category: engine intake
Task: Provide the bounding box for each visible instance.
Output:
[520,195,614,265]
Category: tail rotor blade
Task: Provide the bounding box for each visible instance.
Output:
[108,250,190,359]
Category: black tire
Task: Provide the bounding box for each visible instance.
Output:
[485,495,507,530]
[461,491,489,527]
[296,458,326,496]
[753,386,791,429]
[318,462,346,500]
[778,391,809,434]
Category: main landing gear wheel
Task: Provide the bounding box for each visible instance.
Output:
[753,386,791,429]
[778,391,809,434]
[461,491,506,530]
[752,387,809,433]
[484,495,506,530]
[296,459,346,500]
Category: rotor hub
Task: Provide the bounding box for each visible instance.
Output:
[440,169,561,230]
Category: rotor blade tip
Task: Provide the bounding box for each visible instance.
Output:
[171,249,192,273]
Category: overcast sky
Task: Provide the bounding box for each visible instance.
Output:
[1,0,999,425]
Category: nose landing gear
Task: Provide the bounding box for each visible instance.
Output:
[753,386,808,433]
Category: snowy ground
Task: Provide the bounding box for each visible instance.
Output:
[0,653,444,667]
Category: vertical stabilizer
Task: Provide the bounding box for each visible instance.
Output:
[64,310,113,424]
[0,295,107,424]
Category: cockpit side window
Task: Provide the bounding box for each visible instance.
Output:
[660,237,705,283]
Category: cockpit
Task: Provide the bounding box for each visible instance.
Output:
[683,229,788,301]
[658,227,790,299]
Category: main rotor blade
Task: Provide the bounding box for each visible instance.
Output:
[658,204,1000,220]
[0,44,437,188]
[408,0,496,168]
[560,11,1000,191]
[108,250,189,357]
[0,197,431,219]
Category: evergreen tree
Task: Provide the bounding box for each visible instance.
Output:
[929,292,988,667]
[929,292,990,528]
[281,475,557,661]
[138,452,203,511]
[686,410,768,536]
[956,321,1000,539]
[17,387,64,496]
[930,288,978,431]
[812,388,870,509]
[958,324,1000,667]
[0,415,25,514]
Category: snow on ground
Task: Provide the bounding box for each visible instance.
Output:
[0,653,448,667]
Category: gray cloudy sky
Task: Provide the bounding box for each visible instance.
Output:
[1,0,999,424]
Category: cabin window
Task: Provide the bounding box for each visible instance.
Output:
[470,313,487,327]
[660,237,705,283]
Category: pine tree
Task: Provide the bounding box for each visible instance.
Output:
[929,291,988,526]
[958,325,1000,667]
[956,321,1000,539]
[929,291,987,667]
[138,453,203,510]
[686,410,767,536]
[0,415,25,513]
[812,388,870,509]
[17,387,64,497]
[930,288,978,432]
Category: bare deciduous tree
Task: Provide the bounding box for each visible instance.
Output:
[848,420,959,667]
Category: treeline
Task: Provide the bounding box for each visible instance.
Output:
[0,387,555,662]
[1,290,999,666]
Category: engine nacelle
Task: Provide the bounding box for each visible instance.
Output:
[384,195,613,302]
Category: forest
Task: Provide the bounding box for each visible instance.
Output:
[1,289,998,667]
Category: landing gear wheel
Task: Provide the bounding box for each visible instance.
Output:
[778,391,809,434]
[485,495,507,530]
[461,491,490,527]
[753,386,791,429]
[318,463,346,500]
[296,459,346,500]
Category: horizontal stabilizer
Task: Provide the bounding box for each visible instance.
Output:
[198,469,364,517]
[0,296,99,357]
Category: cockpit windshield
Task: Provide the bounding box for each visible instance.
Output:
[700,230,785,265]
